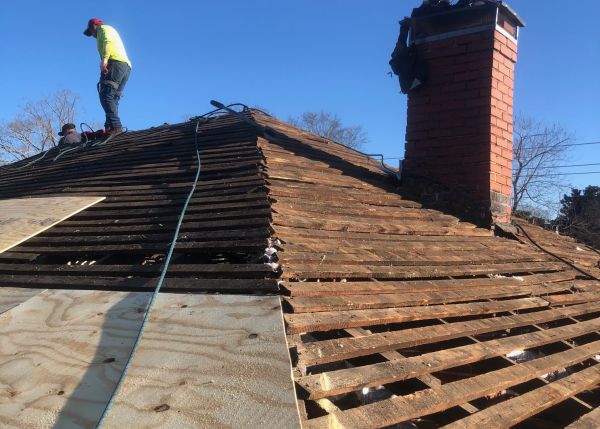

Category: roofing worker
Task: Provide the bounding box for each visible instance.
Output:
[57,123,82,146]
[83,18,131,136]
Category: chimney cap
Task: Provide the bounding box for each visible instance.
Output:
[500,2,525,28]
[411,1,525,27]
[410,1,524,45]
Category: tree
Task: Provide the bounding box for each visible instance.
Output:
[289,111,368,150]
[512,115,574,216]
[556,186,600,248]
[0,89,83,164]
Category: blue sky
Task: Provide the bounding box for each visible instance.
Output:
[1,0,599,192]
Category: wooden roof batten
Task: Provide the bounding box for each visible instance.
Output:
[249,112,600,428]
[0,108,598,428]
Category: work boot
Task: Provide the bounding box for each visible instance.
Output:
[108,127,124,136]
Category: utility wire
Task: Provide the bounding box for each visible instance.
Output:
[527,171,600,177]
[381,139,600,161]
[514,163,600,171]
[380,158,600,174]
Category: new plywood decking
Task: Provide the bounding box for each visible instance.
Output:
[0,288,43,315]
[0,197,105,254]
[0,290,299,429]
[105,294,300,429]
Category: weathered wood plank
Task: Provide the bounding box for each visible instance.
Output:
[285,282,574,313]
[282,272,579,297]
[296,302,600,365]
[297,317,600,399]
[281,262,565,280]
[565,406,600,429]
[303,341,600,429]
[0,275,278,293]
[442,364,600,429]
[0,197,105,253]
[545,292,600,306]
[285,297,550,334]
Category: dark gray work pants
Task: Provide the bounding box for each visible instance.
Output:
[98,60,131,130]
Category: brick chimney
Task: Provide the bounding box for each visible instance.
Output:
[401,2,525,224]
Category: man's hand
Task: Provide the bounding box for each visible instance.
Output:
[101,61,109,75]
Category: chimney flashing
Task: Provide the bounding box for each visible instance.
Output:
[411,2,524,46]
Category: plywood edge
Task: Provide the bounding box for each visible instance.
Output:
[0,288,46,315]
[0,196,105,254]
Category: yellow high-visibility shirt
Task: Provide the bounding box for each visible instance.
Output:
[97,25,132,68]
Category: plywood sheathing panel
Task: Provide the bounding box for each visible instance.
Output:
[0,289,148,429]
[0,290,300,429]
[0,288,44,315]
[0,197,105,254]
[105,293,300,429]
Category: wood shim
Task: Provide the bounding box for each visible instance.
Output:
[0,290,300,429]
[0,196,105,254]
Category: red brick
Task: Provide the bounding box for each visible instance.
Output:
[490,181,503,193]
[468,78,492,90]
[405,21,519,218]
[494,31,508,46]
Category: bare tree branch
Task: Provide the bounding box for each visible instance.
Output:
[512,114,573,216]
[0,89,84,164]
[289,111,368,150]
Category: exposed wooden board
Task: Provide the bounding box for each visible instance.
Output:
[0,290,299,429]
[442,364,600,429]
[297,317,600,399]
[0,288,44,315]
[285,297,550,334]
[344,327,480,415]
[0,197,105,254]
[279,252,549,267]
[285,282,573,313]
[303,341,600,429]
[280,262,566,280]
[296,302,600,366]
[545,292,600,306]
[272,214,491,237]
[273,225,496,242]
[0,275,278,293]
[565,406,600,429]
[104,294,299,429]
[8,239,268,255]
[282,272,579,297]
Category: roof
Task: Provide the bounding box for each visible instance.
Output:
[0,108,599,428]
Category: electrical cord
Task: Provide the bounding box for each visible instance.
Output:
[94,106,227,428]
[515,223,599,281]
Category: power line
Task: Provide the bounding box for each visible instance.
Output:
[528,171,600,177]
[380,157,600,172]
[514,163,600,171]
[562,141,600,147]
[380,139,600,161]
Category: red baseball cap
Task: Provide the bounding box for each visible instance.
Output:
[83,18,104,36]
